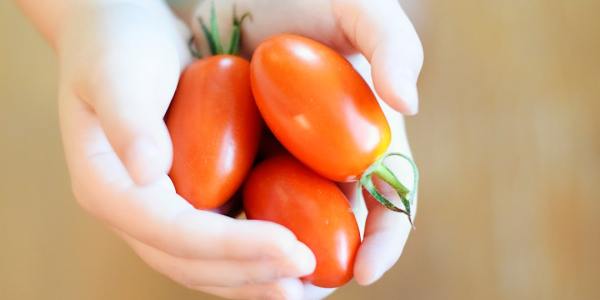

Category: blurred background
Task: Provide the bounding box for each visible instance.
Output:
[1,0,599,299]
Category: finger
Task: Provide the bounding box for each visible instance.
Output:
[68,5,182,185]
[345,70,415,284]
[198,278,304,300]
[347,42,418,286]
[354,188,412,285]
[355,111,416,286]
[302,283,337,300]
[59,94,316,264]
[354,159,417,286]
[121,233,315,287]
[334,0,424,114]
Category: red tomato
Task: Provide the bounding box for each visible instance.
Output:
[243,155,361,288]
[166,55,261,209]
[250,34,391,182]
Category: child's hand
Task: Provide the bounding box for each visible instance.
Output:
[21,0,422,298]
[55,2,316,299]
[186,0,423,298]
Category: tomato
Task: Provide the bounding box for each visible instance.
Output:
[166,55,261,209]
[250,34,391,182]
[250,34,417,223]
[243,155,361,288]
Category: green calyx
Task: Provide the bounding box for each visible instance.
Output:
[192,2,252,58]
[359,153,419,228]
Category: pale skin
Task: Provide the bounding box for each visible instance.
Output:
[16,0,423,299]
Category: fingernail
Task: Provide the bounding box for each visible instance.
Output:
[396,82,419,115]
[355,255,384,286]
[356,268,381,286]
[289,243,316,276]
[387,67,419,115]
[367,267,386,285]
[126,137,163,185]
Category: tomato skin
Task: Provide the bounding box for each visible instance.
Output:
[166,55,261,209]
[250,34,391,182]
[243,155,361,288]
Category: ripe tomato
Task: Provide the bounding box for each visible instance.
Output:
[166,55,261,209]
[243,155,361,288]
[250,34,391,182]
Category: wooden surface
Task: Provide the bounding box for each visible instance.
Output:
[1,1,599,299]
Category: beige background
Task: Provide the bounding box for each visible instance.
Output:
[1,1,599,299]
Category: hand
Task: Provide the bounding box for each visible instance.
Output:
[185,0,423,298]
[57,1,316,299]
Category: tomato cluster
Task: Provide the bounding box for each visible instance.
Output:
[165,7,417,288]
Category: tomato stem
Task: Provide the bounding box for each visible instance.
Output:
[188,36,201,59]
[360,153,419,228]
[228,9,252,55]
[196,1,251,56]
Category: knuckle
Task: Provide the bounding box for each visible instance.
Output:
[271,261,289,279]
[245,265,278,286]
[261,227,297,259]
[241,276,260,286]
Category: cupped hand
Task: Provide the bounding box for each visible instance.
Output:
[57,1,316,299]
[57,0,422,298]
[186,0,422,298]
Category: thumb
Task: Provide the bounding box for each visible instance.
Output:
[334,0,424,114]
[71,7,182,185]
[94,86,175,186]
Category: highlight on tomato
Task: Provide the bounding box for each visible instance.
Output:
[250,34,419,224]
[243,154,361,288]
[166,5,260,209]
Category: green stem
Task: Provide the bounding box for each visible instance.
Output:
[196,2,251,56]
[188,36,201,59]
[360,153,419,228]
[198,15,217,54]
[228,11,252,55]
[209,2,224,54]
